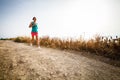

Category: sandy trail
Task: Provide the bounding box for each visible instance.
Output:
[0,40,120,80]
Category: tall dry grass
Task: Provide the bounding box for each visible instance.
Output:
[13,35,120,60]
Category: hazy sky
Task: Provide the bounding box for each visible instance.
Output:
[0,0,120,39]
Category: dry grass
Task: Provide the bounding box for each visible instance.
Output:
[11,35,120,60]
[13,36,30,43]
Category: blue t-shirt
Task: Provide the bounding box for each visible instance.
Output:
[31,22,38,32]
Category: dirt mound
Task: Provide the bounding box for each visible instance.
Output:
[0,40,120,80]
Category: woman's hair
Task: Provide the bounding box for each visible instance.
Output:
[32,17,36,20]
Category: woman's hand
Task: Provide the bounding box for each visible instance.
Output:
[29,22,33,28]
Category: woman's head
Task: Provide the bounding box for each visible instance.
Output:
[32,17,36,22]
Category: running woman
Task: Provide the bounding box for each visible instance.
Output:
[29,17,40,47]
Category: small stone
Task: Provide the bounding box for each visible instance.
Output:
[63,73,68,77]
[56,70,60,74]
[50,72,54,75]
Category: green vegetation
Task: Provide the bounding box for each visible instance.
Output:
[0,38,10,40]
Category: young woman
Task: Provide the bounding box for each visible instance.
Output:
[29,17,40,47]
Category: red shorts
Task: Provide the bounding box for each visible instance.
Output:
[31,32,38,36]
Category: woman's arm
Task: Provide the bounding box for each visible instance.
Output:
[29,22,33,28]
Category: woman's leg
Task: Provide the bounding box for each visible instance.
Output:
[31,35,34,45]
[36,35,39,47]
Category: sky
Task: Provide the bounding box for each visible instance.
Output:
[0,0,120,39]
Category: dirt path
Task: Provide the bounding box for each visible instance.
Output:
[0,40,120,80]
